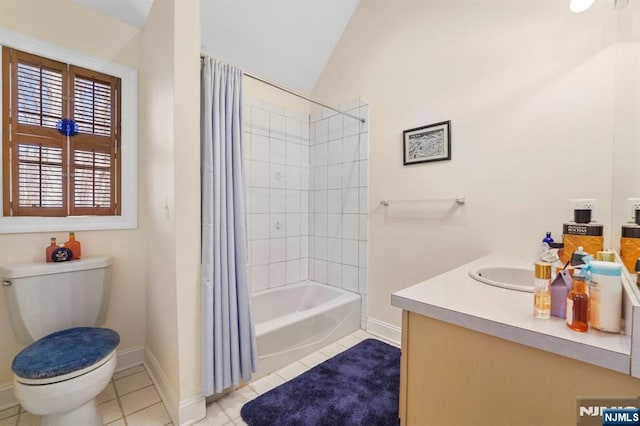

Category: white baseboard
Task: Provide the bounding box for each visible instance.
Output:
[0,344,146,412]
[366,317,401,346]
[116,345,145,372]
[178,394,207,426]
[144,348,205,426]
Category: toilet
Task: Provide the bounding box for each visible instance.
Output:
[1,256,118,426]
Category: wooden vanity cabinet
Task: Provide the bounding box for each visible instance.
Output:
[399,310,640,426]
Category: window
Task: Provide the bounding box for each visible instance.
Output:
[2,47,121,217]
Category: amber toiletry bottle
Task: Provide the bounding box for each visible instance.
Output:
[65,232,81,260]
[566,270,589,333]
[621,199,640,273]
[45,237,57,263]
[560,199,603,264]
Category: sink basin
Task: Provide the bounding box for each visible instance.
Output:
[468,266,534,292]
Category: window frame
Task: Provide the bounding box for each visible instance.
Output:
[0,27,137,233]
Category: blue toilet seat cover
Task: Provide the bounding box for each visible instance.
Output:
[12,327,120,380]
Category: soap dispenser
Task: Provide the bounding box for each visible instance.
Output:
[559,199,604,264]
[621,198,640,273]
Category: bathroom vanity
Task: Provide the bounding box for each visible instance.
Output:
[391,254,640,426]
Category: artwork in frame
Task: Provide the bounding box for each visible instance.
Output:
[403,120,451,165]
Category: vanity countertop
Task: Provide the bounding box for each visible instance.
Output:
[391,254,634,375]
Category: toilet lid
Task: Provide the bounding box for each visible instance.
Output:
[12,327,120,380]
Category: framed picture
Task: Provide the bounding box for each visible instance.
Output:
[403,120,451,165]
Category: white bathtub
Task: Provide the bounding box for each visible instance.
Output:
[252,280,361,376]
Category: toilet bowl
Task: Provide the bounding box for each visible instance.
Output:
[1,257,117,426]
[11,326,120,426]
[14,350,116,426]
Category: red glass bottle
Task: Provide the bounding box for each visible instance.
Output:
[45,237,57,263]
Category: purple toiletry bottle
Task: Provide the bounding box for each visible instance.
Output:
[550,269,572,319]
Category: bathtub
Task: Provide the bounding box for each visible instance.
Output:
[252,280,361,376]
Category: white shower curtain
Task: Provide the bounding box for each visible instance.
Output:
[201,56,256,396]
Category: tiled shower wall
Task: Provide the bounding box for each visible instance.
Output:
[244,96,311,292]
[308,100,369,305]
[243,96,369,311]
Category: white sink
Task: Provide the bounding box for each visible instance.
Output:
[468,266,534,292]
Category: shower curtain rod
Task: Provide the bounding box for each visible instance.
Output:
[244,71,366,124]
[200,55,365,123]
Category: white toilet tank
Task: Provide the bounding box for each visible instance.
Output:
[0,257,113,344]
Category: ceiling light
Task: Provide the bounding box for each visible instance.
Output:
[570,0,596,12]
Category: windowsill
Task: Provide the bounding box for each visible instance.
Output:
[0,214,137,234]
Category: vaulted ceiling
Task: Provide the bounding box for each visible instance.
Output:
[71,0,359,93]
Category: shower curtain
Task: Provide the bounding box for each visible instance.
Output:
[201,56,256,396]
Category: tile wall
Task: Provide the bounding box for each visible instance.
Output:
[243,95,370,323]
[308,99,369,317]
[244,97,311,292]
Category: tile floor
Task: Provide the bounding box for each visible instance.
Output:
[0,329,389,426]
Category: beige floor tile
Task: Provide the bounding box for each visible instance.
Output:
[16,411,39,426]
[0,407,19,421]
[99,399,122,424]
[125,402,170,426]
[336,333,364,348]
[0,416,16,426]
[113,364,145,381]
[97,381,117,404]
[105,419,126,426]
[299,351,329,368]
[115,370,152,396]
[217,387,257,421]
[318,342,346,358]
[275,361,309,381]
[352,329,373,339]
[232,417,248,426]
[248,373,285,396]
[120,385,161,416]
[194,402,231,426]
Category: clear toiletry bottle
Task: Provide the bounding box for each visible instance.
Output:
[534,261,552,319]
[567,269,589,332]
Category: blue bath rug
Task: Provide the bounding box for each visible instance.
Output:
[240,338,400,426]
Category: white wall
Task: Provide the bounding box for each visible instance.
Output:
[141,0,179,401]
[313,0,622,326]
[172,0,202,408]
[141,0,202,420]
[0,0,145,385]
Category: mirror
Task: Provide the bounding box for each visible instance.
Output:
[608,3,640,267]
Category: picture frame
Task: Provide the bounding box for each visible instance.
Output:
[403,120,451,165]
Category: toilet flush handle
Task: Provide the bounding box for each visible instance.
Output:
[2,280,11,287]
